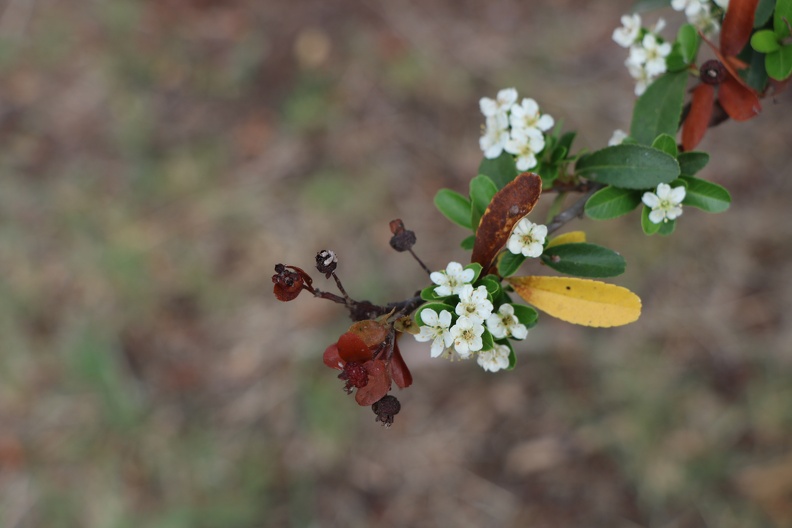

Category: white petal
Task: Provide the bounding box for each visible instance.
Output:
[642,192,660,208]
[480,97,497,116]
[537,114,555,131]
[511,324,529,340]
[655,183,672,199]
[421,308,439,326]
[669,186,686,204]
[438,310,453,328]
[648,209,666,224]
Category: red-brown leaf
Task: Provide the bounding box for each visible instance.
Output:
[323,343,344,370]
[720,0,759,57]
[347,319,389,349]
[355,360,390,406]
[719,75,762,121]
[470,172,542,273]
[337,332,374,363]
[389,341,412,389]
[682,83,715,151]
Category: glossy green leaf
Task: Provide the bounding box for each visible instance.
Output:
[497,251,526,278]
[415,303,456,326]
[766,44,792,81]
[751,29,781,53]
[476,275,503,298]
[478,151,518,189]
[504,340,517,370]
[678,151,710,175]
[470,175,499,230]
[585,186,643,220]
[420,285,447,302]
[775,0,792,38]
[630,70,688,145]
[745,46,770,92]
[541,243,626,278]
[460,235,476,250]
[677,23,700,63]
[651,133,678,157]
[480,329,494,352]
[557,131,576,155]
[434,188,472,229]
[755,0,776,28]
[680,176,731,212]
[658,219,676,236]
[465,263,484,283]
[510,303,539,329]
[575,144,680,189]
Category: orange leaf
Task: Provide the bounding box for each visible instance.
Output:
[508,276,642,327]
[719,75,762,121]
[348,319,389,348]
[355,360,390,406]
[682,83,715,151]
[721,0,759,57]
[470,172,542,273]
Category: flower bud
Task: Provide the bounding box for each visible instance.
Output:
[315,249,338,278]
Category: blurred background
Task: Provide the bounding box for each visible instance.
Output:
[1,0,791,526]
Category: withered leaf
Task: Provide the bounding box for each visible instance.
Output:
[470,172,542,273]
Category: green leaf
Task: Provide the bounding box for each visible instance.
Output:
[641,206,662,235]
[680,176,731,212]
[478,151,518,189]
[755,0,777,28]
[510,303,539,329]
[677,24,700,63]
[678,151,710,176]
[497,251,526,278]
[504,340,517,370]
[465,263,484,283]
[420,285,447,302]
[775,0,792,38]
[557,131,576,155]
[651,133,678,157]
[434,188,473,230]
[476,275,503,298]
[630,70,688,145]
[658,219,676,236]
[540,243,627,278]
[470,175,499,230]
[585,186,643,220]
[665,47,688,72]
[460,235,476,250]
[752,29,781,53]
[766,44,792,81]
[745,47,769,92]
[415,303,455,326]
[480,329,495,352]
[575,144,680,189]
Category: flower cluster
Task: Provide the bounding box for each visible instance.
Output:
[479,88,554,171]
[414,261,535,373]
[671,0,727,35]
[612,14,671,95]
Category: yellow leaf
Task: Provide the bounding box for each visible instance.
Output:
[508,276,642,327]
[546,231,586,249]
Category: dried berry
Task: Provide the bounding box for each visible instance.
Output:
[315,249,338,278]
[272,264,314,301]
[338,361,369,394]
[389,219,416,252]
[372,395,401,427]
[700,60,726,85]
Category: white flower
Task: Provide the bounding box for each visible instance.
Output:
[507,218,547,258]
[509,98,554,133]
[504,127,545,171]
[612,13,642,48]
[477,344,511,373]
[454,284,493,324]
[414,308,454,358]
[450,316,484,358]
[609,129,628,146]
[479,88,518,118]
[486,304,528,340]
[640,34,671,76]
[430,261,475,297]
[671,0,704,17]
[479,114,510,159]
[626,60,652,96]
[642,183,686,223]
